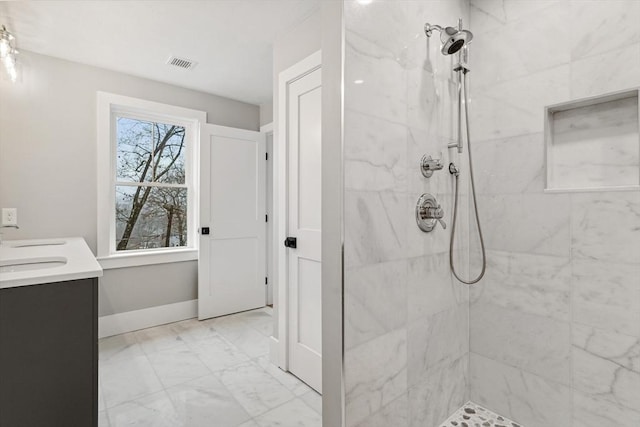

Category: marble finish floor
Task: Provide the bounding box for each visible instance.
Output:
[98,307,321,427]
[442,402,523,427]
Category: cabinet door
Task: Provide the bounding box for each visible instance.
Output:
[0,278,97,427]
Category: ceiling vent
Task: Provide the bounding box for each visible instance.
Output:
[167,56,197,70]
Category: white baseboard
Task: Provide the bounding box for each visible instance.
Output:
[99,299,197,338]
[269,335,280,365]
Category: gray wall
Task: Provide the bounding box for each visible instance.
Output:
[271,8,322,339]
[468,1,640,426]
[342,1,470,426]
[0,51,259,316]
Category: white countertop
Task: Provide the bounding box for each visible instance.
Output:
[0,237,103,289]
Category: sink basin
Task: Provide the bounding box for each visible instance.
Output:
[0,257,67,273]
[5,240,67,248]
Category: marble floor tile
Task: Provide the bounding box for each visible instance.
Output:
[217,361,296,417]
[97,308,315,426]
[134,323,191,355]
[188,334,251,372]
[106,391,179,427]
[98,332,145,362]
[100,355,164,409]
[166,375,251,427]
[254,398,322,427]
[98,410,109,427]
[147,344,212,388]
[255,356,313,397]
[300,390,322,415]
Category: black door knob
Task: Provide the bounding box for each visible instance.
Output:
[284,237,297,248]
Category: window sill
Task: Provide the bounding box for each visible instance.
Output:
[97,248,198,270]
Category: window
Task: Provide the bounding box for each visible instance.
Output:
[97,93,206,268]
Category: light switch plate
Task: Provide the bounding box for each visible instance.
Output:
[2,208,17,226]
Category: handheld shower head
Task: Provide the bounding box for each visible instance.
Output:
[424,23,473,55]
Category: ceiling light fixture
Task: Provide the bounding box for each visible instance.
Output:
[0,25,18,83]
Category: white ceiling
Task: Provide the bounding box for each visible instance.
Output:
[0,1,320,105]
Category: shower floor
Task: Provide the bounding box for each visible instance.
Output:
[441,402,523,427]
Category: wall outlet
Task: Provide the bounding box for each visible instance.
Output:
[2,208,17,226]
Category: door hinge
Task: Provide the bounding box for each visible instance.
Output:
[266,152,268,160]
[265,277,268,285]
[265,214,268,222]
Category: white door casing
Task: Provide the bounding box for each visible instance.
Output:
[278,51,322,392]
[198,124,266,320]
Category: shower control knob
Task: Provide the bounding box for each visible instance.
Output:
[420,155,444,178]
[416,193,447,232]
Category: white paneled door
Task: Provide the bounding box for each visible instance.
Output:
[198,124,266,320]
[286,66,322,392]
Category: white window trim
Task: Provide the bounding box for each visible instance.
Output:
[97,92,206,269]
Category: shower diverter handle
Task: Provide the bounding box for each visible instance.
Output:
[416,193,447,232]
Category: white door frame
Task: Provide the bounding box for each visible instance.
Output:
[261,122,274,307]
[275,50,322,370]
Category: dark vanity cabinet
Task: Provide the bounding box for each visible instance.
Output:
[0,278,98,427]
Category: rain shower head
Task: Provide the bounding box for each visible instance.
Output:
[424,23,473,55]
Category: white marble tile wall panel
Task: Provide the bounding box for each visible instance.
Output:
[469,0,562,36]
[344,259,408,350]
[471,302,572,385]
[573,324,640,377]
[569,0,640,60]
[471,65,571,142]
[573,390,640,427]
[354,395,409,427]
[474,133,545,195]
[571,192,640,265]
[470,250,572,321]
[344,1,471,425]
[471,2,570,86]
[571,43,640,99]
[407,304,468,388]
[408,354,468,427]
[407,253,467,322]
[407,127,455,197]
[573,339,640,410]
[344,328,407,426]
[345,0,409,126]
[344,190,407,268]
[549,96,640,190]
[470,353,572,427]
[572,259,640,337]
[478,193,571,257]
[345,110,408,193]
[406,192,452,258]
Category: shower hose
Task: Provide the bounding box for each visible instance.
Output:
[449,71,486,285]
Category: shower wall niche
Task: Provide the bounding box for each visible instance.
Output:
[545,89,640,191]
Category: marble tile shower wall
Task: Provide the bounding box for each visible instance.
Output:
[343,1,472,426]
[468,1,640,427]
